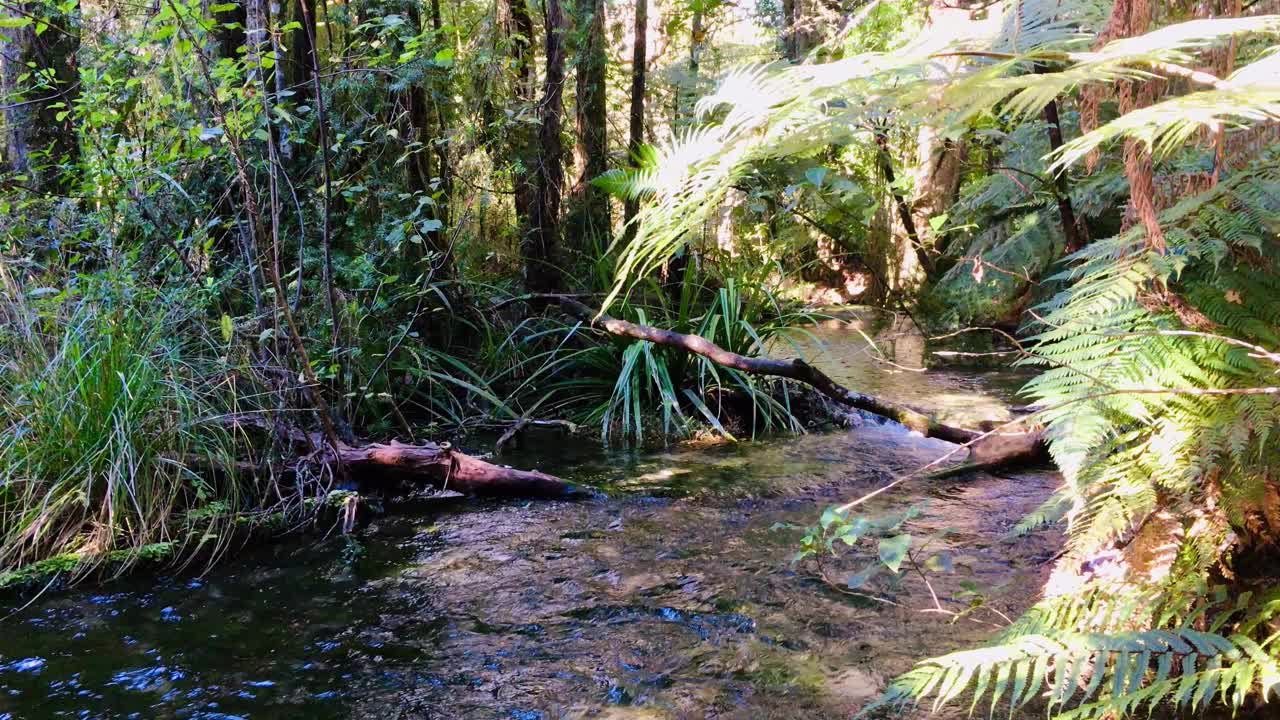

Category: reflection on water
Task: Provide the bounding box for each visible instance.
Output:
[778,308,1033,427]
[0,309,1059,719]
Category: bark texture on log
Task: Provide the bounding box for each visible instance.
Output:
[338,440,574,497]
[221,415,574,498]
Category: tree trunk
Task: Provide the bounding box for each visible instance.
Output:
[565,0,610,256]
[209,0,248,59]
[621,0,647,244]
[904,6,971,267]
[402,0,453,275]
[428,0,453,252]
[1034,64,1088,254]
[1042,97,1087,254]
[506,0,538,229]
[874,131,933,282]
[267,0,293,160]
[669,7,706,125]
[0,0,81,194]
[781,0,814,61]
[781,0,797,60]
[288,0,318,106]
[910,126,966,258]
[523,0,567,292]
[294,0,343,361]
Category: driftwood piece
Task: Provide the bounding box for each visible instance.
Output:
[219,415,574,498]
[554,297,1046,468]
[338,440,574,497]
[495,418,578,453]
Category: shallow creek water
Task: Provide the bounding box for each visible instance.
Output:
[0,309,1063,719]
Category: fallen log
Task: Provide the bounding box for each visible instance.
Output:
[218,415,575,498]
[553,297,1047,469]
[337,440,574,498]
[922,430,1051,479]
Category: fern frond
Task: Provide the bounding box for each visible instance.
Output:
[865,624,1270,719]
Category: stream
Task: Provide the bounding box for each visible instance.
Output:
[0,309,1062,719]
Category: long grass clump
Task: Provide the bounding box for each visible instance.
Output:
[0,270,243,581]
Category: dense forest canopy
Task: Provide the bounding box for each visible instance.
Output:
[2,0,1280,716]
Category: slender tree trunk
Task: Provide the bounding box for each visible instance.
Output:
[429,0,452,239]
[1034,64,1088,254]
[689,8,703,96]
[402,0,453,275]
[0,0,81,194]
[671,7,705,123]
[505,0,538,236]
[621,0,647,244]
[660,3,704,292]
[297,0,344,369]
[781,0,797,60]
[267,0,293,160]
[523,0,567,292]
[1041,97,1087,254]
[565,0,610,254]
[404,81,435,202]
[288,0,317,106]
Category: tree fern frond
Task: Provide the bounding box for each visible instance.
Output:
[864,627,1250,718]
[990,0,1114,54]
[1054,86,1280,170]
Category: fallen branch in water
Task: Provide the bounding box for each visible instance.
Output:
[550,297,1046,469]
[495,418,578,453]
[335,440,573,497]
[219,414,575,498]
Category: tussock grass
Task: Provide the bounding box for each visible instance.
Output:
[0,272,243,580]
[550,267,826,446]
